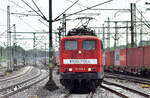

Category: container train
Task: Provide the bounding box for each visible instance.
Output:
[59,27,104,89]
[103,46,150,75]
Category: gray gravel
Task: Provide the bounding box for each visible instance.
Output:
[7,68,150,98]
[104,78,150,98]
[0,66,30,79]
[9,69,49,98]
[0,66,40,90]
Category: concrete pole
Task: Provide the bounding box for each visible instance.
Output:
[49,0,53,79]
[7,6,12,71]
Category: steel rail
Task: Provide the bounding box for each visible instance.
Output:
[103,80,150,98]
[0,66,32,83]
[0,67,7,69]
[63,87,97,98]
[105,73,150,85]
[0,67,7,76]
[0,70,48,98]
[62,89,71,98]
[0,69,42,98]
[101,85,129,98]
[86,88,96,98]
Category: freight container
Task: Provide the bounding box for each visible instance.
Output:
[114,50,120,66]
[110,51,114,66]
[120,49,127,66]
[102,52,106,65]
[105,51,111,66]
[127,47,143,66]
[143,46,150,68]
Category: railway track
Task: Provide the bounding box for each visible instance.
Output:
[62,89,71,98]
[0,66,32,83]
[102,80,150,98]
[0,67,7,76]
[59,82,150,98]
[0,68,48,98]
[105,73,150,85]
[101,85,129,98]
[86,88,96,98]
[61,88,97,98]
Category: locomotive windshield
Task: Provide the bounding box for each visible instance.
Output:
[64,40,77,50]
[83,40,96,50]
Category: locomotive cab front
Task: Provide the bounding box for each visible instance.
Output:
[59,36,104,89]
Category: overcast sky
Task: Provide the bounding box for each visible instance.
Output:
[0,0,150,50]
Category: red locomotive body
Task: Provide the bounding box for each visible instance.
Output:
[59,36,104,89]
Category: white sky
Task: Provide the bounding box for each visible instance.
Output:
[0,0,150,50]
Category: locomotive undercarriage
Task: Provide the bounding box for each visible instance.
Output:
[60,72,104,89]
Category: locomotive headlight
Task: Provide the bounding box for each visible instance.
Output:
[68,68,73,71]
[78,50,82,54]
[88,68,92,71]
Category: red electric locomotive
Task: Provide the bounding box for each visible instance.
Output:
[59,27,104,89]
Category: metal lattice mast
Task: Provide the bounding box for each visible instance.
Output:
[107,17,110,49]
[13,24,17,67]
[102,24,105,49]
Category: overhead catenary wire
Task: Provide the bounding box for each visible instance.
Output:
[8,0,29,12]
[0,0,49,51]
[38,19,49,27]
[8,0,49,29]
[0,7,7,12]
[54,0,113,22]
[18,17,40,32]
[21,0,48,22]
[31,0,48,21]
[0,10,41,43]
[11,12,39,16]
[142,25,150,32]
[135,10,150,29]
[65,0,87,8]
[35,35,47,47]
[0,25,14,36]
[54,0,80,21]
[75,20,82,28]
[0,6,43,33]
[136,7,150,28]
[20,0,42,17]
[131,9,150,29]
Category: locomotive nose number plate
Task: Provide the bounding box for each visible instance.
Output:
[75,68,86,70]
[63,59,97,64]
